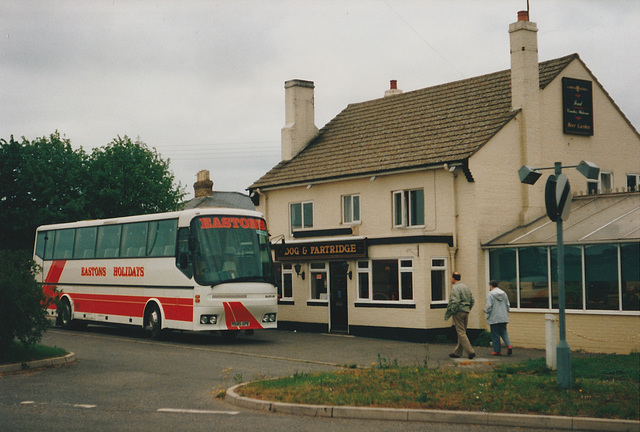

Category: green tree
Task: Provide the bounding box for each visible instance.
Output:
[0,132,86,251]
[84,136,184,219]
[0,250,52,359]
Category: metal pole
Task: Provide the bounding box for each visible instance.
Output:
[555,162,572,389]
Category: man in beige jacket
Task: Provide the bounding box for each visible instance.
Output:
[445,272,476,359]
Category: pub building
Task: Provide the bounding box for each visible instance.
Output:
[249,11,639,353]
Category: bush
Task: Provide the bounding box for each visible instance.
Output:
[0,250,52,359]
[473,330,492,347]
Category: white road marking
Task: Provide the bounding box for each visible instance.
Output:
[158,408,239,415]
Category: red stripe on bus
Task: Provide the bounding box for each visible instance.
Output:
[223,301,263,330]
[68,293,193,322]
[43,260,67,308]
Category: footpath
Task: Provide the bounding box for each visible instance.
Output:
[2,331,638,432]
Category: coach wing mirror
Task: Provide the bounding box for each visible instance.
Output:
[188,235,197,252]
[178,252,188,269]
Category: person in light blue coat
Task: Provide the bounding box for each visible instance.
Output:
[484,280,512,356]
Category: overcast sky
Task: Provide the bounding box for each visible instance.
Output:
[2,0,639,198]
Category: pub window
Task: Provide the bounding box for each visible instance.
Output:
[626,174,640,192]
[310,262,328,300]
[290,201,313,233]
[358,259,413,302]
[393,189,424,228]
[489,248,518,306]
[280,263,294,300]
[599,172,613,194]
[518,246,549,309]
[342,194,361,224]
[621,243,639,311]
[357,261,370,299]
[430,258,448,303]
[585,244,619,310]
[551,245,583,310]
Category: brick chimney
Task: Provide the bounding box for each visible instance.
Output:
[384,80,403,97]
[193,169,214,198]
[281,79,319,161]
[510,11,543,223]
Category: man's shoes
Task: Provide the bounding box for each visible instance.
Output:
[468,353,476,360]
[491,352,502,356]
[449,353,460,358]
[507,346,513,356]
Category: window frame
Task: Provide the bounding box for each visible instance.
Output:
[356,258,414,303]
[598,172,613,194]
[430,257,448,304]
[392,189,424,228]
[342,194,361,225]
[308,261,328,302]
[626,173,640,192]
[280,262,294,301]
[290,201,314,234]
[488,243,639,313]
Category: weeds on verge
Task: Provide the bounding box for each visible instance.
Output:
[237,353,639,420]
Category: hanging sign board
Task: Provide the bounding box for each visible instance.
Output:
[562,77,594,136]
[274,239,367,261]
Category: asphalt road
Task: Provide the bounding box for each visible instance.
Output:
[0,325,552,432]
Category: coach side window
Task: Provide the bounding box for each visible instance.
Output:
[121,222,148,257]
[53,229,75,260]
[74,227,97,259]
[96,225,122,258]
[148,219,178,257]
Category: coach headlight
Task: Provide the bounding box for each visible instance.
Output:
[262,313,276,323]
[200,315,217,325]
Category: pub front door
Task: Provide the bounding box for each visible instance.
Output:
[329,261,349,333]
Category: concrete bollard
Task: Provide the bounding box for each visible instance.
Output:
[545,314,557,369]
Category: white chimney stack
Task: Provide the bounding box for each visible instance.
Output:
[510,10,543,224]
[281,79,318,161]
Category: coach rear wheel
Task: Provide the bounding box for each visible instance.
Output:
[145,304,163,340]
[57,298,72,329]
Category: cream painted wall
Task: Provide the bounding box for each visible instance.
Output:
[538,60,640,197]
[508,312,640,354]
[257,170,455,243]
[257,169,461,329]
[256,58,639,347]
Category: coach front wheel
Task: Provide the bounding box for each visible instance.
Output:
[145,304,163,340]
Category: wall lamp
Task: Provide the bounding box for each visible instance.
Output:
[294,263,305,280]
[341,261,353,280]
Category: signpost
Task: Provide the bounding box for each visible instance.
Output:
[518,160,599,389]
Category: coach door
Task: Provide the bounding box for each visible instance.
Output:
[329,261,349,333]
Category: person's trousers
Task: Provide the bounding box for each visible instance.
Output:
[452,311,475,356]
[490,322,511,353]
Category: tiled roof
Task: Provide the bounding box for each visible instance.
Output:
[250,54,578,190]
[183,192,255,210]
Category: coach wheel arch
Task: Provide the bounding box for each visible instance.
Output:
[144,301,164,340]
[57,296,73,329]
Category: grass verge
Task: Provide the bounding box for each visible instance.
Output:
[0,342,68,365]
[237,353,639,420]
